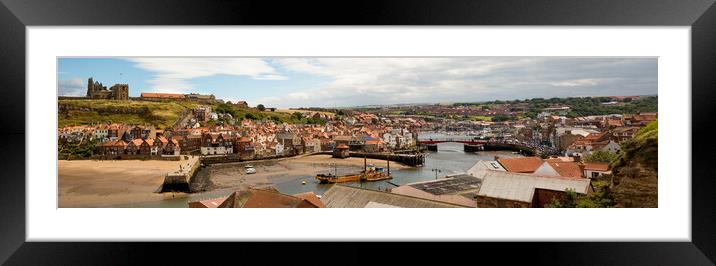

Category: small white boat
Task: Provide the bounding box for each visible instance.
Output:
[301,180,307,185]
[245,167,257,174]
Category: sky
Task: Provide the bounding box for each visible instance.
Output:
[58,57,657,108]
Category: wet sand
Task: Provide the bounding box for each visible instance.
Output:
[58,154,408,207]
[58,159,191,207]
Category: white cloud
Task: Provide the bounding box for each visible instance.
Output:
[110,57,655,108]
[58,78,86,96]
[126,58,286,92]
[551,79,600,87]
[258,57,656,108]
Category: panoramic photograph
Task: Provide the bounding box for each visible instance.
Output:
[57,57,658,208]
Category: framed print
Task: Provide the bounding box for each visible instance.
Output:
[1,0,715,264]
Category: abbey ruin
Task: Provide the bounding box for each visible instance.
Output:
[86,77,129,100]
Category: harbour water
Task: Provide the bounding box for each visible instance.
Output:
[120,134,521,208]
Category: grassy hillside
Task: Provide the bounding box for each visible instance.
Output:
[58,100,334,129]
[58,100,194,128]
[610,120,658,207]
[212,103,328,125]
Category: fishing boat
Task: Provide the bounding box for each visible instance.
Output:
[315,156,392,184]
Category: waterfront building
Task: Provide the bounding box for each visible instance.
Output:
[321,185,464,208]
[92,124,109,142]
[333,144,349,158]
[200,133,234,155]
[470,170,592,208]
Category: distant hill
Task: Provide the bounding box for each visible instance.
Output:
[58,100,197,128]
[57,100,334,128]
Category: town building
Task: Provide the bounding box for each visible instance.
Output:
[321,185,464,208]
[470,170,592,208]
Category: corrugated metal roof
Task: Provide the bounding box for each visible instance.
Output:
[407,174,482,195]
[364,201,401,208]
[474,170,591,203]
[321,185,464,208]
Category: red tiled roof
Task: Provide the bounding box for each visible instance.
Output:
[583,162,609,171]
[293,192,326,208]
[221,189,321,208]
[188,197,228,208]
[497,157,543,173]
[547,161,584,178]
[141,92,185,99]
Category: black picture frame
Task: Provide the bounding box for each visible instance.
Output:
[1,0,714,264]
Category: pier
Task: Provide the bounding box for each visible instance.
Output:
[347,152,425,167]
[160,156,200,192]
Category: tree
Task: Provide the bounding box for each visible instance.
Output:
[584,151,618,164]
[269,115,281,123]
[244,113,257,120]
[257,104,266,111]
[546,188,578,208]
[291,112,303,121]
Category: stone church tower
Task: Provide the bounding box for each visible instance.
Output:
[86,77,129,100]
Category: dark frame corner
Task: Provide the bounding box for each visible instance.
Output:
[1,0,714,264]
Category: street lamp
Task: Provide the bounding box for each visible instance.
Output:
[431,168,441,180]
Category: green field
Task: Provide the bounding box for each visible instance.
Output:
[470,115,493,122]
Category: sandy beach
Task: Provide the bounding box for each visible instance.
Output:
[58,154,409,207]
[58,158,191,207]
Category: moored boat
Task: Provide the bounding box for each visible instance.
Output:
[315,156,392,184]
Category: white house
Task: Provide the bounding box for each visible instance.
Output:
[275,143,284,155]
[92,128,109,142]
[201,146,232,155]
[583,162,612,178]
[382,133,397,149]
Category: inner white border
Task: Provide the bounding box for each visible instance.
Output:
[27,27,689,241]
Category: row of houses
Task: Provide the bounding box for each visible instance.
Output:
[102,136,180,156]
